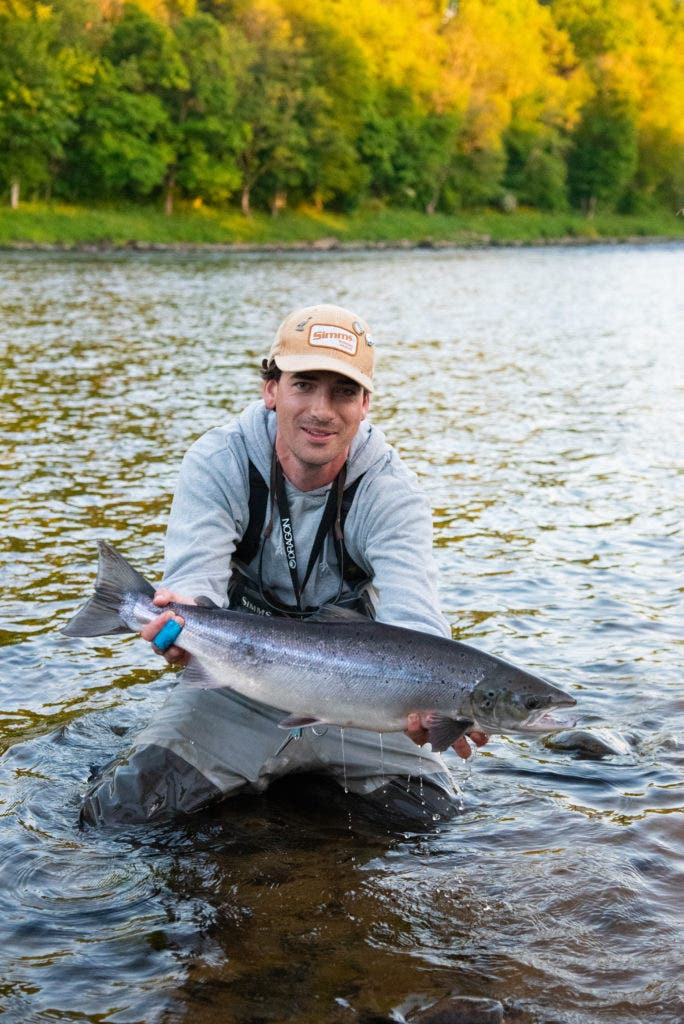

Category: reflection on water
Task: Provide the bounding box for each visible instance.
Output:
[0,245,682,1023]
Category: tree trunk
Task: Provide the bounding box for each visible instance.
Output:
[10,179,19,209]
[164,175,175,216]
[426,166,450,215]
[241,186,252,218]
[271,190,287,217]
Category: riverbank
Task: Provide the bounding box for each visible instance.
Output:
[1,201,683,251]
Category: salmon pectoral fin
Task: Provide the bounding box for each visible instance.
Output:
[426,714,474,753]
[278,714,326,730]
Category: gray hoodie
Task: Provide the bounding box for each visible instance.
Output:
[162,401,451,638]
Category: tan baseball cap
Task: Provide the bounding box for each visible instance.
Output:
[266,303,375,392]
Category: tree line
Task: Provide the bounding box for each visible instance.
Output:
[1,0,682,217]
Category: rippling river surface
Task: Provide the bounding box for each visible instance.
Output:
[1,245,682,1024]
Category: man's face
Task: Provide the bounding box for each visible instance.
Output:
[263,370,370,481]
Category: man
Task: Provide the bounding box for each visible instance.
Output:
[80,304,486,826]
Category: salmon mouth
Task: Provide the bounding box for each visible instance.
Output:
[523,708,576,732]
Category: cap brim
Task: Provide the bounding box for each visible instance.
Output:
[273,353,374,392]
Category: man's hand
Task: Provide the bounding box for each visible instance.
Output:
[404,712,489,759]
[140,589,195,666]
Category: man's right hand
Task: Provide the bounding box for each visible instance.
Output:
[404,712,489,759]
[140,589,196,666]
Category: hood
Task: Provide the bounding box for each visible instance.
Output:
[235,400,391,489]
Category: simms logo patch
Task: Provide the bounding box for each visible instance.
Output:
[309,323,358,356]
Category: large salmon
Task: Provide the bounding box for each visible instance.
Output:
[62,542,575,752]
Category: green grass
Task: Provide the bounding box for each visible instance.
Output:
[1,200,682,249]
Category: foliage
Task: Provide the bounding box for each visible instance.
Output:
[0,0,92,204]
[0,0,681,215]
[567,87,638,213]
[504,123,569,211]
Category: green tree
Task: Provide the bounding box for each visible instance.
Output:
[358,85,415,206]
[232,2,309,215]
[408,111,463,215]
[169,13,243,210]
[504,122,569,211]
[104,2,189,210]
[360,87,463,214]
[0,0,87,206]
[63,58,173,200]
[292,18,370,210]
[67,6,243,210]
[62,4,180,201]
[629,124,684,213]
[567,88,638,214]
[450,145,507,210]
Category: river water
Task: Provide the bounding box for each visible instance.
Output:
[0,244,682,1024]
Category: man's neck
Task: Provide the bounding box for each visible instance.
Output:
[275,440,348,492]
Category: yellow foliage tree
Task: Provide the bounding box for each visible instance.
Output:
[283,0,447,105]
[442,0,589,151]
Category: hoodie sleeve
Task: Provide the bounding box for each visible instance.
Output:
[160,429,250,606]
[345,455,452,639]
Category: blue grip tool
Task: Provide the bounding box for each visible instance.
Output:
[274,727,303,757]
[154,619,183,652]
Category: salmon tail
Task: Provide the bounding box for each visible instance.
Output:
[61,541,155,638]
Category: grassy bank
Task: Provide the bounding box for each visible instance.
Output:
[1,201,683,249]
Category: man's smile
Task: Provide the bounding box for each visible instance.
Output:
[301,423,336,440]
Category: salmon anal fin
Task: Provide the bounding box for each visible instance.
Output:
[278,714,326,730]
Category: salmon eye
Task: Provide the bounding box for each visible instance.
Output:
[525,697,541,710]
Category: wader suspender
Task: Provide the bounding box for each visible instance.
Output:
[233,455,366,612]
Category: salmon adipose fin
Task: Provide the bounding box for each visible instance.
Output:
[61,541,155,638]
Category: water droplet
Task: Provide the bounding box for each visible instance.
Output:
[340,727,348,794]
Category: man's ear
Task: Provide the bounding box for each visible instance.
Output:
[263,379,277,410]
[362,391,371,417]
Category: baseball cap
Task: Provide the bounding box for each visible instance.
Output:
[265,303,375,392]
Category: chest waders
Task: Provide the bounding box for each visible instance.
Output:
[227,454,374,620]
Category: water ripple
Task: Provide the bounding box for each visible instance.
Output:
[0,245,683,1023]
